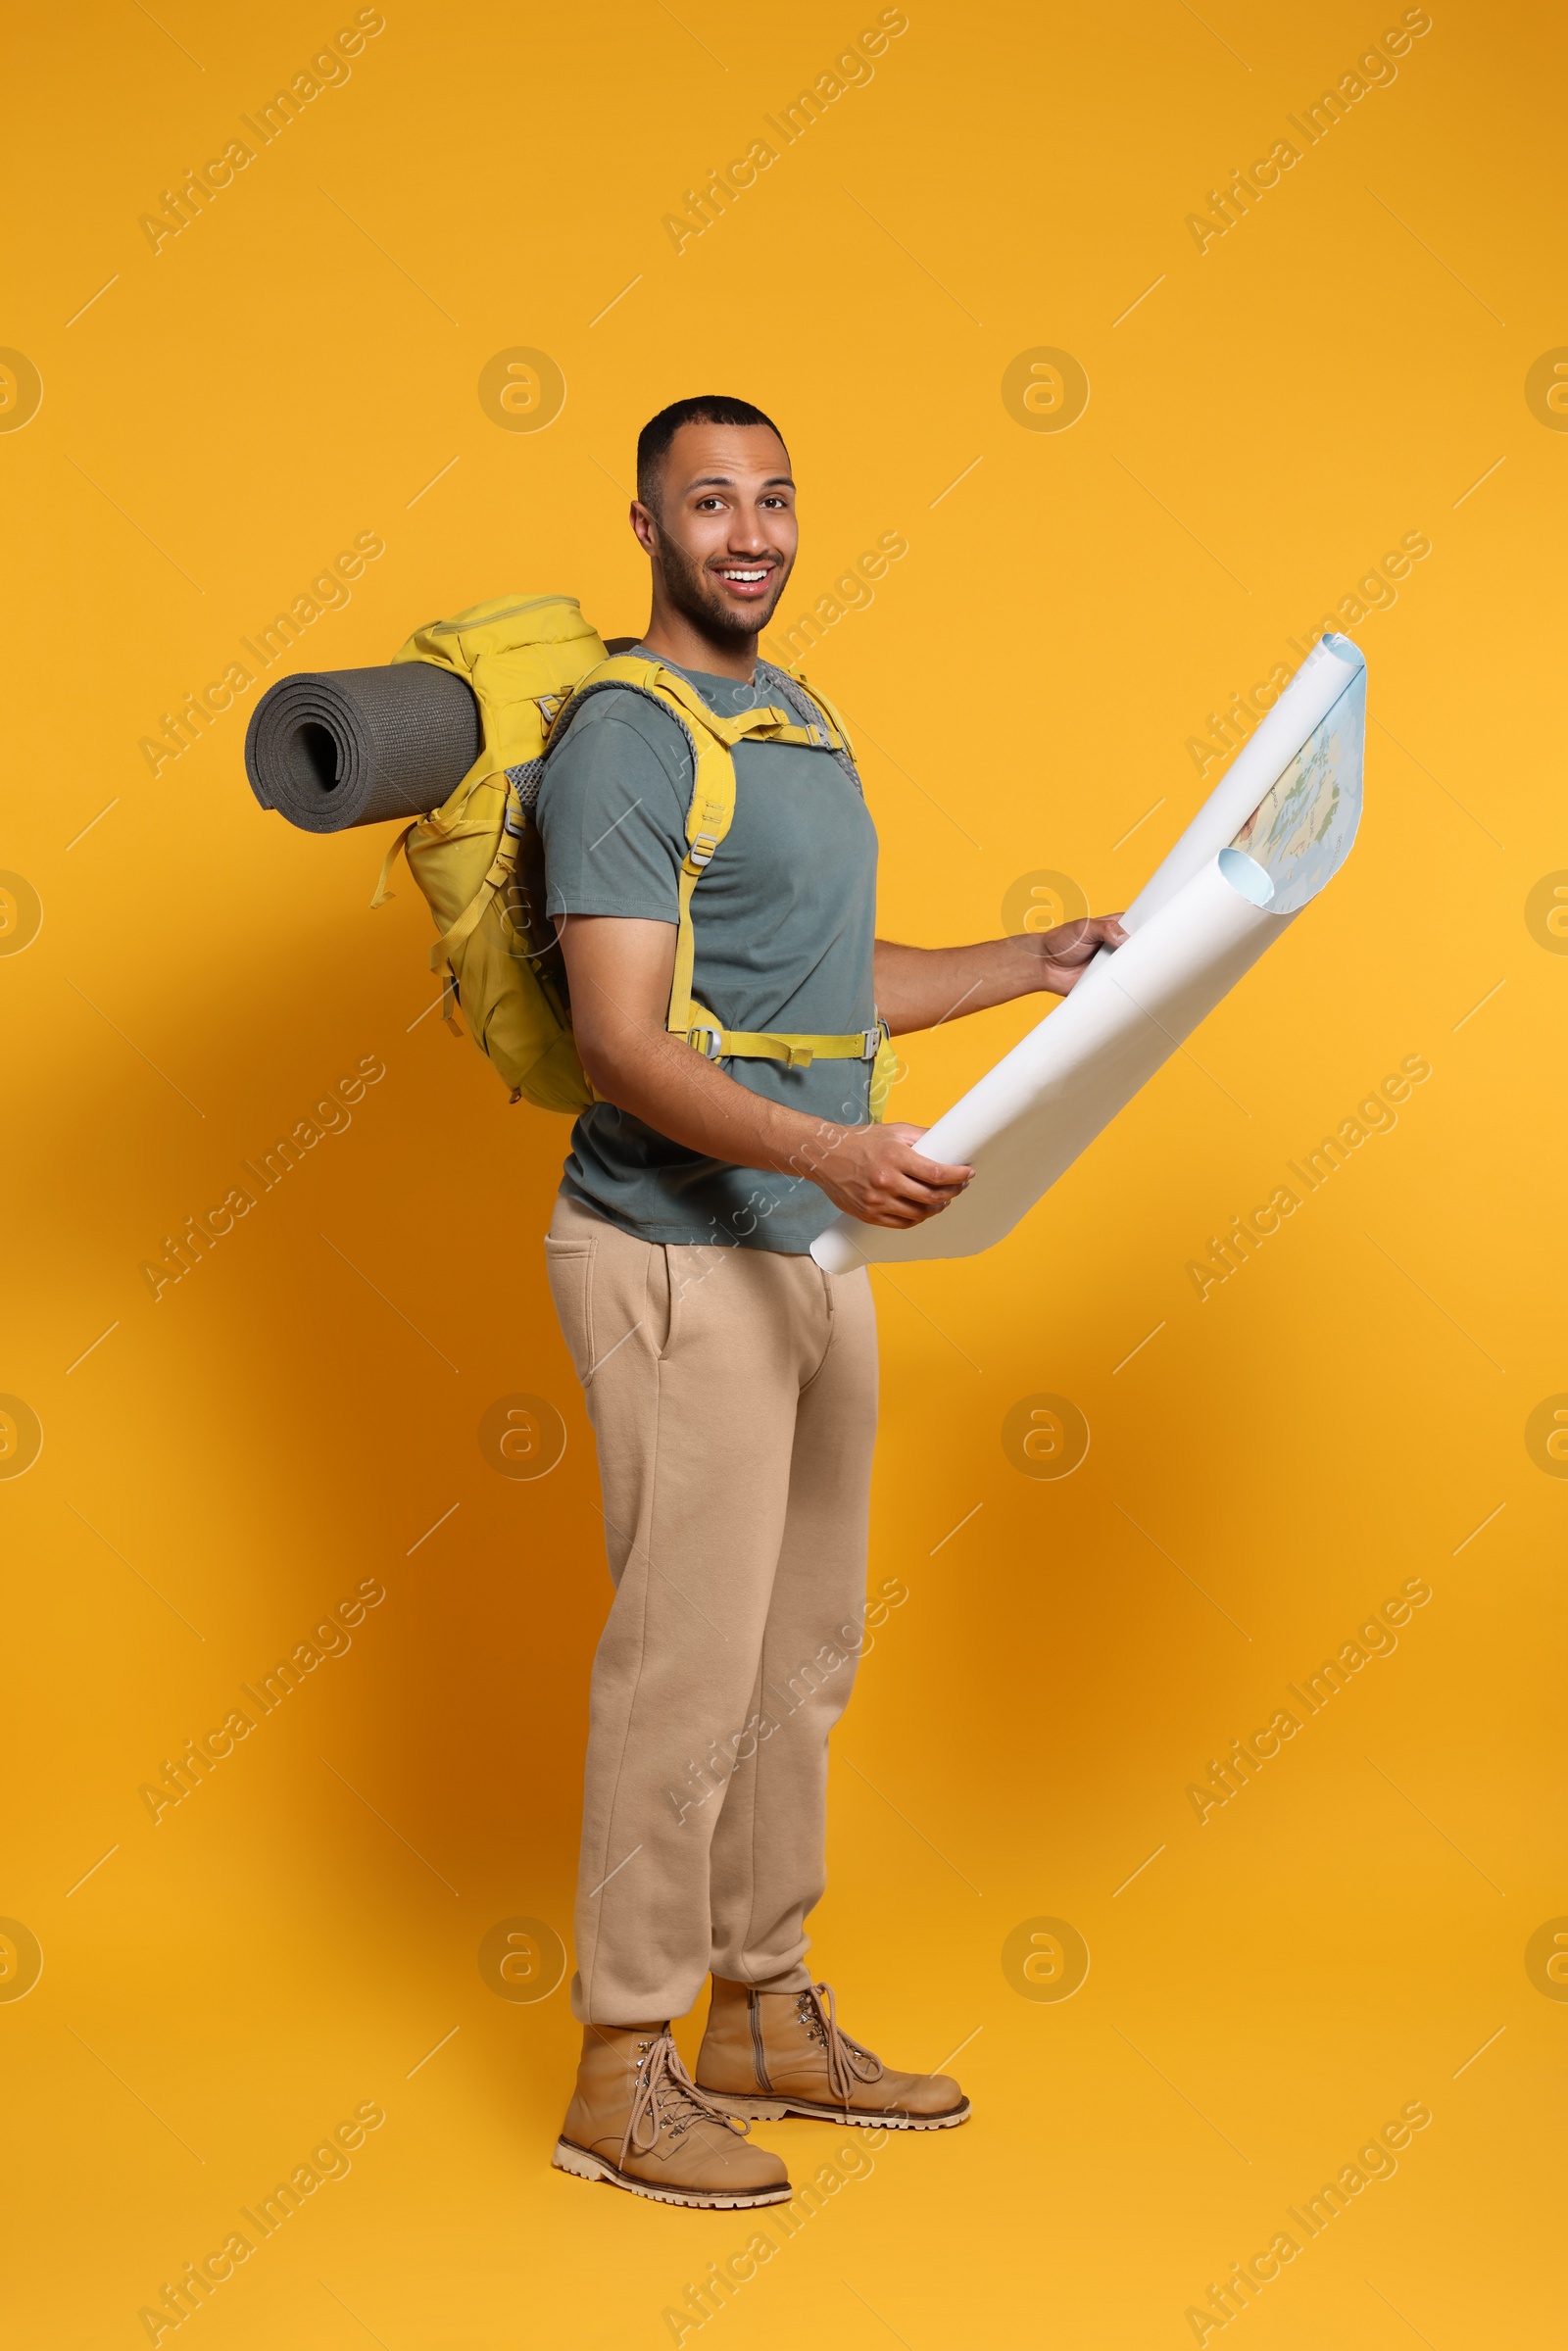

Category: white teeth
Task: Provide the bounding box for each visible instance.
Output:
[722,569,767,582]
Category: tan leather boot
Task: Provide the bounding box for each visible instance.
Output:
[695,1979,971,2129]
[553,2021,792,2208]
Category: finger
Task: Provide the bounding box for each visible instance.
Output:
[885,1159,971,1195]
[865,1200,944,1228]
[859,1175,958,1212]
[876,1174,968,1211]
[900,1151,975,1187]
[882,1126,976,1178]
[888,1194,956,1225]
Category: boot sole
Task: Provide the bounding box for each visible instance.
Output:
[552,2136,794,2208]
[697,2093,972,2131]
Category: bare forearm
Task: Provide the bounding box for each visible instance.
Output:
[559,914,980,1230]
[583,1024,842,1178]
[583,1024,975,1230]
[873,935,1048,1035]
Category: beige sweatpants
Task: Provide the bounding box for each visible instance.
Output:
[545,1190,878,2027]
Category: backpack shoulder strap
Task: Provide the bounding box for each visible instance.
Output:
[546,655,744,1048]
[758,661,857,763]
[546,656,885,1076]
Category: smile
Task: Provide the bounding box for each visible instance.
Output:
[715,566,773,594]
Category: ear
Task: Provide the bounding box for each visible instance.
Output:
[629,499,660,557]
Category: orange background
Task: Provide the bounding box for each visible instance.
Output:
[3,1,1563,2342]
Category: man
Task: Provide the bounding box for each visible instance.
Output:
[539,394,1125,2207]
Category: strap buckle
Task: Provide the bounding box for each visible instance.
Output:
[688,832,718,869]
[686,1024,724,1060]
[862,1023,886,1058]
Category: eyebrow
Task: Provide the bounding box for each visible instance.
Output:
[685,472,795,491]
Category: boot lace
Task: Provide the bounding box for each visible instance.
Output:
[793,1982,884,2108]
[621,2028,752,2171]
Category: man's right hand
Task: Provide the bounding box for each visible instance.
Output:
[794,1121,975,1229]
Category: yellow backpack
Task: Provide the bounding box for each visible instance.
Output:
[371,592,899,1117]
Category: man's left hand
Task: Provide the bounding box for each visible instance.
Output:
[1033,913,1129,996]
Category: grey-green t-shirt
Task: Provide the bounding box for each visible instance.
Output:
[536,655,879,1251]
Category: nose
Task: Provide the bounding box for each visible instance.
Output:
[726,508,770,554]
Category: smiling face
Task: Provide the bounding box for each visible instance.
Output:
[631,419,798,648]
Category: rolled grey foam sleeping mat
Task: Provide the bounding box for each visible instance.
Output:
[244,662,483,833]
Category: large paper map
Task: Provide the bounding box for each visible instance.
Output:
[1229,667,1366,913]
[813,633,1366,1270]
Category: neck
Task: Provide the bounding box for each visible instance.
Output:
[637,597,759,681]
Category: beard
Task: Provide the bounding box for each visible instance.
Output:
[653,523,793,640]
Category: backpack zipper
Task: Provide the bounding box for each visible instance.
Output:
[421,595,585,637]
[748,1991,772,2091]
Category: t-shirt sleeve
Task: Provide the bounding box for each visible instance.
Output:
[536,696,691,922]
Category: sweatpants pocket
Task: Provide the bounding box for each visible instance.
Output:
[650,1246,676,1360]
[544,1238,596,1386]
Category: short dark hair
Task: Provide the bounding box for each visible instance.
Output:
[635,394,788,511]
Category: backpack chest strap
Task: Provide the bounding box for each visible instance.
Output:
[681,1012,887,1070]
